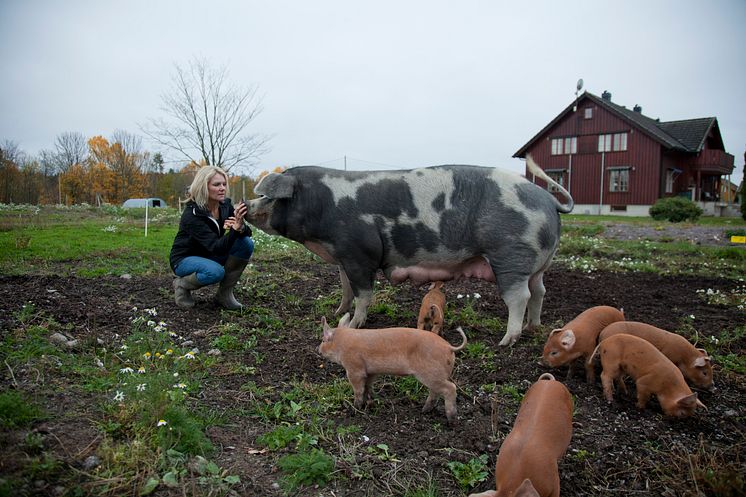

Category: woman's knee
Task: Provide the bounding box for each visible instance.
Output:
[231,236,255,260]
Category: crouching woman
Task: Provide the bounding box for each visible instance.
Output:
[169,165,254,310]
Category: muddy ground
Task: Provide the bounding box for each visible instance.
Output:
[1,253,745,496]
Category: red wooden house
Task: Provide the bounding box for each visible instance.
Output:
[514,91,736,216]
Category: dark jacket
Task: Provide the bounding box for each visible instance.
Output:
[169,198,252,271]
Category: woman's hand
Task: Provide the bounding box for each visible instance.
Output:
[233,201,248,223]
[224,216,244,232]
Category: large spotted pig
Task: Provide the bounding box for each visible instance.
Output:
[247,156,573,346]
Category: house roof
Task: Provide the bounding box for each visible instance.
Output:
[513,91,720,157]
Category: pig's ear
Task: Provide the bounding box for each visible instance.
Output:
[514,478,540,497]
[548,328,563,338]
[694,349,712,366]
[560,329,576,349]
[692,356,708,367]
[254,172,296,199]
[677,393,698,409]
[322,326,334,343]
[338,312,351,328]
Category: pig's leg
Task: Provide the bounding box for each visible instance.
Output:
[363,375,377,406]
[496,277,530,347]
[349,290,373,329]
[422,391,436,413]
[635,380,652,409]
[335,267,354,316]
[600,368,617,403]
[525,270,547,331]
[615,376,629,396]
[346,370,368,409]
[584,356,597,384]
[441,380,458,424]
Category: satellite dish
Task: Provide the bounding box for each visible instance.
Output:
[576,78,584,92]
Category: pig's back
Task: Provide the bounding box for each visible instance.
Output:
[495,379,571,496]
[565,305,625,339]
[600,321,691,362]
[601,333,677,377]
[337,327,452,367]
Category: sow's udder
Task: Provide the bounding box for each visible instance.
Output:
[388,256,496,285]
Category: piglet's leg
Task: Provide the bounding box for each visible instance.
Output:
[601,370,616,403]
[635,385,652,410]
[346,370,368,409]
[584,358,597,384]
[364,375,377,406]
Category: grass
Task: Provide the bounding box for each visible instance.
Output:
[0,204,744,496]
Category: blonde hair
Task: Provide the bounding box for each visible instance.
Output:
[189,166,229,208]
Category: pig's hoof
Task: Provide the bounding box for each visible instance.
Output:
[498,335,518,347]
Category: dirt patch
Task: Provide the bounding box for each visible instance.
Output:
[1,262,745,496]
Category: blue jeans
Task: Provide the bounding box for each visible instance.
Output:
[174,237,254,285]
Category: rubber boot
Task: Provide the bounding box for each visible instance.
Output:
[214,256,249,310]
[173,273,203,308]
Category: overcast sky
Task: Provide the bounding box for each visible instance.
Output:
[1,0,744,183]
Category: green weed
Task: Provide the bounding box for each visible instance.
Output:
[447,454,490,491]
[0,390,45,428]
[277,448,335,493]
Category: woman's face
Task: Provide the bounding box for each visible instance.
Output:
[207,173,227,203]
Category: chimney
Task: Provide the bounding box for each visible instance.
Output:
[602,90,612,101]
[633,104,642,113]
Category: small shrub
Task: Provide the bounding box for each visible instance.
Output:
[649,197,703,222]
[277,448,335,492]
[155,405,214,456]
[257,424,303,450]
[0,390,44,428]
[447,454,490,490]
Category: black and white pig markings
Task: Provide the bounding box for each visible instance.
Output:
[247,156,573,346]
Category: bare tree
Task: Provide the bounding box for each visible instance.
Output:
[141,57,270,173]
[55,132,88,174]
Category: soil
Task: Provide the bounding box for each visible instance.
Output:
[1,247,745,496]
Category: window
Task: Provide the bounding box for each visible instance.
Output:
[551,137,576,155]
[551,138,563,155]
[598,134,612,152]
[546,171,565,192]
[613,132,628,151]
[665,170,675,193]
[584,108,593,119]
[564,137,577,154]
[609,168,629,192]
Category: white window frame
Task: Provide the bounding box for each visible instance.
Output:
[584,107,593,119]
[564,136,577,155]
[665,170,675,193]
[598,134,612,152]
[609,169,629,192]
[547,171,564,192]
[613,132,628,151]
[551,138,563,155]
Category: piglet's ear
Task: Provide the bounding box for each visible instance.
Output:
[321,317,332,341]
[560,329,576,350]
[514,478,540,497]
[548,328,563,338]
[695,348,712,364]
[693,356,708,367]
[677,393,698,409]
